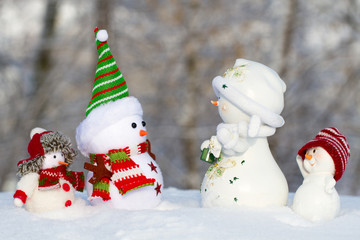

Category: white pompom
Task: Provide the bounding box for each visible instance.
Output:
[30,127,47,139]
[96,30,108,42]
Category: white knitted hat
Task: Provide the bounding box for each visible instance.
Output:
[212,59,286,128]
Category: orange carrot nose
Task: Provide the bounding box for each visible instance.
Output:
[211,100,218,106]
[305,154,312,160]
[140,130,148,137]
[58,161,68,166]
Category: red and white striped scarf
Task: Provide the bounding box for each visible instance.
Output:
[38,165,85,192]
[89,141,155,200]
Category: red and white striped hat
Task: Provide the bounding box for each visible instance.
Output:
[298,127,350,181]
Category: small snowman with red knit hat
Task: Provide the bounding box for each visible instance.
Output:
[13,128,85,213]
[292,127,350,222]
[76,28,163,210]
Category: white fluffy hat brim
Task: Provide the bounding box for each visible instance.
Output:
[212,76,285,128]
[76,96,143,156]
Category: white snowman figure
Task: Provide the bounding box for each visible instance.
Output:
[76,28,163,210]
[292,127,350,222]
[200,59,288,207]
[13,128,85,213]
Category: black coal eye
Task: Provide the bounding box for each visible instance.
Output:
[53,155,57,159]
[131,122,137,128]
[313,149,316,154]
[142,121,146,127]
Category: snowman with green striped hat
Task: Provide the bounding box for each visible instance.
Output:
[76,28,163,209]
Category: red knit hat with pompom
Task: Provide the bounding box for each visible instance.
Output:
[298,127,350,181]
[17,130,52,167]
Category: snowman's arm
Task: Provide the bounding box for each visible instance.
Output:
[13,173,39,207]
[296,155,309,178]
[325,176,336,194]
[217,124,241,149]
[217,123,250,153]
[217,125,236,149]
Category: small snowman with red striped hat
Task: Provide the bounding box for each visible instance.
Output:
[292,127,350,222]
[13,128,85,213]
[76,28,163,210]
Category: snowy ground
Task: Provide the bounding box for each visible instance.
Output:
[1,188,360,240]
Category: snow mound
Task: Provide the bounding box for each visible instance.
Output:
[0,189,360,240]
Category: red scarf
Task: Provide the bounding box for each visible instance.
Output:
[38,165,85,192]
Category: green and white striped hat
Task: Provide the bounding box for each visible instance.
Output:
[86,27,129,116]
[76,28,143,157]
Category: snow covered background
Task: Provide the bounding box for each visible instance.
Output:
[1,188,360,240]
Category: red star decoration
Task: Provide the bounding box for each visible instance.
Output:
[148,161,158,173]
[155,183,162,196]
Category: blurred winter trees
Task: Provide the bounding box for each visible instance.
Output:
[1,0,360,195]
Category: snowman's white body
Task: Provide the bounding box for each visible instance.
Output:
[201,138,288,207]
[292,174,339,221]
[201,59,288,207]
[16,173,76,213]
[292,147,340,221]
[77,102,163,210]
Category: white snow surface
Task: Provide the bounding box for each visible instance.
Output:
[1,188,360,240]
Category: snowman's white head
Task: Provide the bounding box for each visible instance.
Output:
[211,59,286,127]
[76,96,146,156]
[215,96,250,124]
[302,147,335,175]
[86,114,148,154]
[41,151,68,170]
[297,127,350,181]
